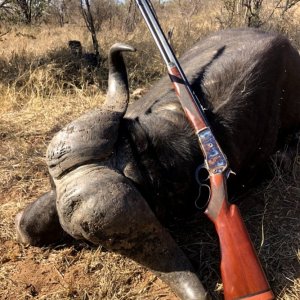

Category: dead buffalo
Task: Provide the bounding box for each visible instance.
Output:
[15,29,300,300]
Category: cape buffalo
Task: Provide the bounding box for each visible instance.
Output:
[15,29,300,300]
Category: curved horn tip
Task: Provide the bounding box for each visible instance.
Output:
[110,43,136,54]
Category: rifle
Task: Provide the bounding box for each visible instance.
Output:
[135,1,274,299]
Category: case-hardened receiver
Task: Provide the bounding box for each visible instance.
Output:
[197,128,228,175]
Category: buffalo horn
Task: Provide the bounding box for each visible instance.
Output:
[103,43,136,114]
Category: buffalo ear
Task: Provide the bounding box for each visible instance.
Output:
[15,190,65,246]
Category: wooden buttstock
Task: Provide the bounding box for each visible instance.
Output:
[216,202,273,300]
[205,174,274,300]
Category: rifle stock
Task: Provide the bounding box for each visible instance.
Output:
[206,174,274,300]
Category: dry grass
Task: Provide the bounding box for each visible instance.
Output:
[1,2,300,299]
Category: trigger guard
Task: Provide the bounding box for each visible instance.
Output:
[195,164,209,186]
[195,183,211,211]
